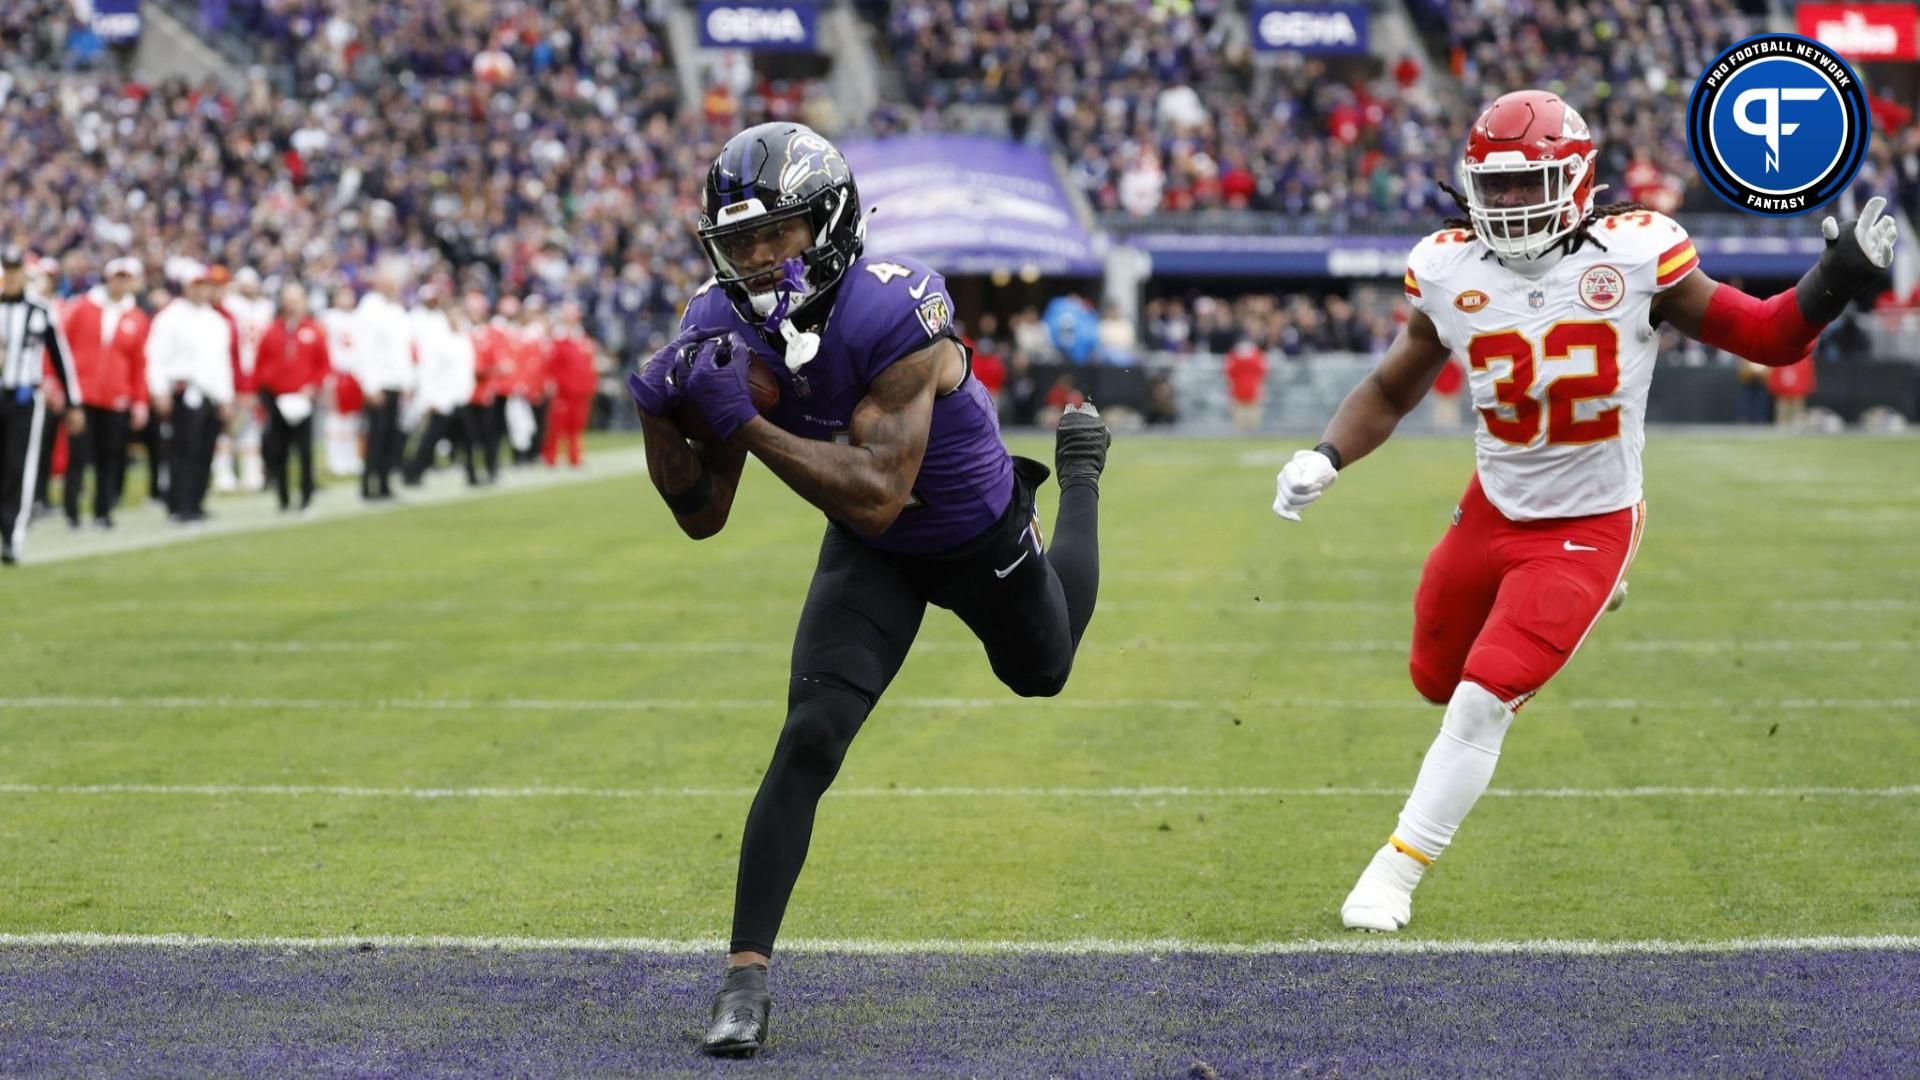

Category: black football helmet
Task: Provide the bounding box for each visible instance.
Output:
[697,123,864,328]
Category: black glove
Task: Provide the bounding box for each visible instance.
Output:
[1796,195,1897,324]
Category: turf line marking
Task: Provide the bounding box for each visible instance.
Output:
[24,449,650,566]
[1,932,1914,956]
[3,695,1915,712]
[42,638,1920,656]
[2,783,1915,800]
[50,597,1920,615]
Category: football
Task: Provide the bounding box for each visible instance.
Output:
[673,353,782,443]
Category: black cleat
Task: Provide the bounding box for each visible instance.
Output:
[1,543,14,566]
[700,963,770,1058]
[1054,401,1111,494]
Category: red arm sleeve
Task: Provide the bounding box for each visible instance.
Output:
[1697,282,1824,368]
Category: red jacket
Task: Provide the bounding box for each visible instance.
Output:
[254,316,333,395]
[62,290,149,410]
[1224,344,1268,404]
[547,334,596,399]
[512,330,549,400]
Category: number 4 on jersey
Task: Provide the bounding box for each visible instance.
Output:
[1467,320,1621,446]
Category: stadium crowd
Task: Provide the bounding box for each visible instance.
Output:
[1451,0,1919,217]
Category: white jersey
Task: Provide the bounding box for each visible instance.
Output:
[1404,211,1699,521]
[224,295,274,377]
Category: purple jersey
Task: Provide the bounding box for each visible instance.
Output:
[681,255,1014,554]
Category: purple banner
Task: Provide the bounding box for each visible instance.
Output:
[1129,231,1827,279]
[839,135,1103,277]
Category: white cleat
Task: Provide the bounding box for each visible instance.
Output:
[1340,843,1427,932]
[1606,580,1628,612]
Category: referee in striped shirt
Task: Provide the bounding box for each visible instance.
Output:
[1,246,85,565]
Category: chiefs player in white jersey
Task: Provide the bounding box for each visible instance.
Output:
[1272,90,1897,932]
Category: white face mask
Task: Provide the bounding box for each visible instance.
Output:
[1462,151,1594,261]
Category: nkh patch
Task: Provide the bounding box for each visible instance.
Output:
[915,293,951,337]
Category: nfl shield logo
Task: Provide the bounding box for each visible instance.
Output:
[1528,289,1546,310]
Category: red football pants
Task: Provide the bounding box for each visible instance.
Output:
[1408,474,1645,709]
[541,394,591,466]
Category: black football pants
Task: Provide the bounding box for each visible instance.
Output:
[728,458,1101,955]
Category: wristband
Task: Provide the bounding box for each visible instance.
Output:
[1313,442,1344,472]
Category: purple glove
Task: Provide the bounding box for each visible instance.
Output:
[683,333,762,441]
[628,325,726,416]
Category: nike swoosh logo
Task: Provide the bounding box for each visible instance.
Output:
[993,549,1030,579]
[908,275,930,300]
[1563,541,1599,552]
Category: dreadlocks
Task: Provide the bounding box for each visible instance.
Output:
[1438,180,1647,258]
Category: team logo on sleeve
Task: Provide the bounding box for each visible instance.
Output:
[915,293,951,337]
[1579,265,1625,311]
[1686,33,1869,215]
[1453,290,1489,313]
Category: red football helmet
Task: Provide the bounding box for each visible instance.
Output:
[1460,90,1599,260]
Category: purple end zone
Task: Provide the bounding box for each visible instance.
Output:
[2,946,1917,1077]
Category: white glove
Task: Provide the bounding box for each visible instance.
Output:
[1822,195,1897,271]
[1272,449,1339,522]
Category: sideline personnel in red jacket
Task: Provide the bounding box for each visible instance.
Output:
[253,283,332,511]
[61,257,148,527]
[541,302,598,468]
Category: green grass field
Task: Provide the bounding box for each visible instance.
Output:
[3,434,1917,946]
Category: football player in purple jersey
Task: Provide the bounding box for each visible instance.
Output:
[626,123,1111,1056]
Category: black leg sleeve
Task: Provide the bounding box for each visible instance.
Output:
[1047,483,1101,649]
[728,526,925,956]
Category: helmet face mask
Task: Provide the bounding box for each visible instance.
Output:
[1462,150,1594,260]
[1460,90,1599,262]
[698,124,864,329]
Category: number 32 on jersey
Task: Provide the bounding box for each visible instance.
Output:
[1466,320,1621,446]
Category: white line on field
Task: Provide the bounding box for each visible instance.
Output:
[2,695,1915,713]
[0,931,1915,956]
[0,782,1914,800]
[22,450,651,566]
[52,597,1920,615]
[47,638,1918,656]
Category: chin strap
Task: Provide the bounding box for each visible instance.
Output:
[756,257,823,373]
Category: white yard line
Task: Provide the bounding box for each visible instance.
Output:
[40,637,1916,656]
[19,449,649,566]
[0,931,1914,956]
[0,782,1914,800]
[52,596,1920,615]
[2,694,1915,712]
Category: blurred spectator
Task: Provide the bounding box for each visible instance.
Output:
[253,282,332,512]
[1223,338,1268,432]
[353,260,414,501]
[1769,356,1815,429]
[1430,355,1466,431]
[61,256,149,529]
[541,301,597,468]
[405,281,481,486]
[145,265,235,524]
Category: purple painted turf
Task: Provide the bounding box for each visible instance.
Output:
[2,946,1916,1077]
